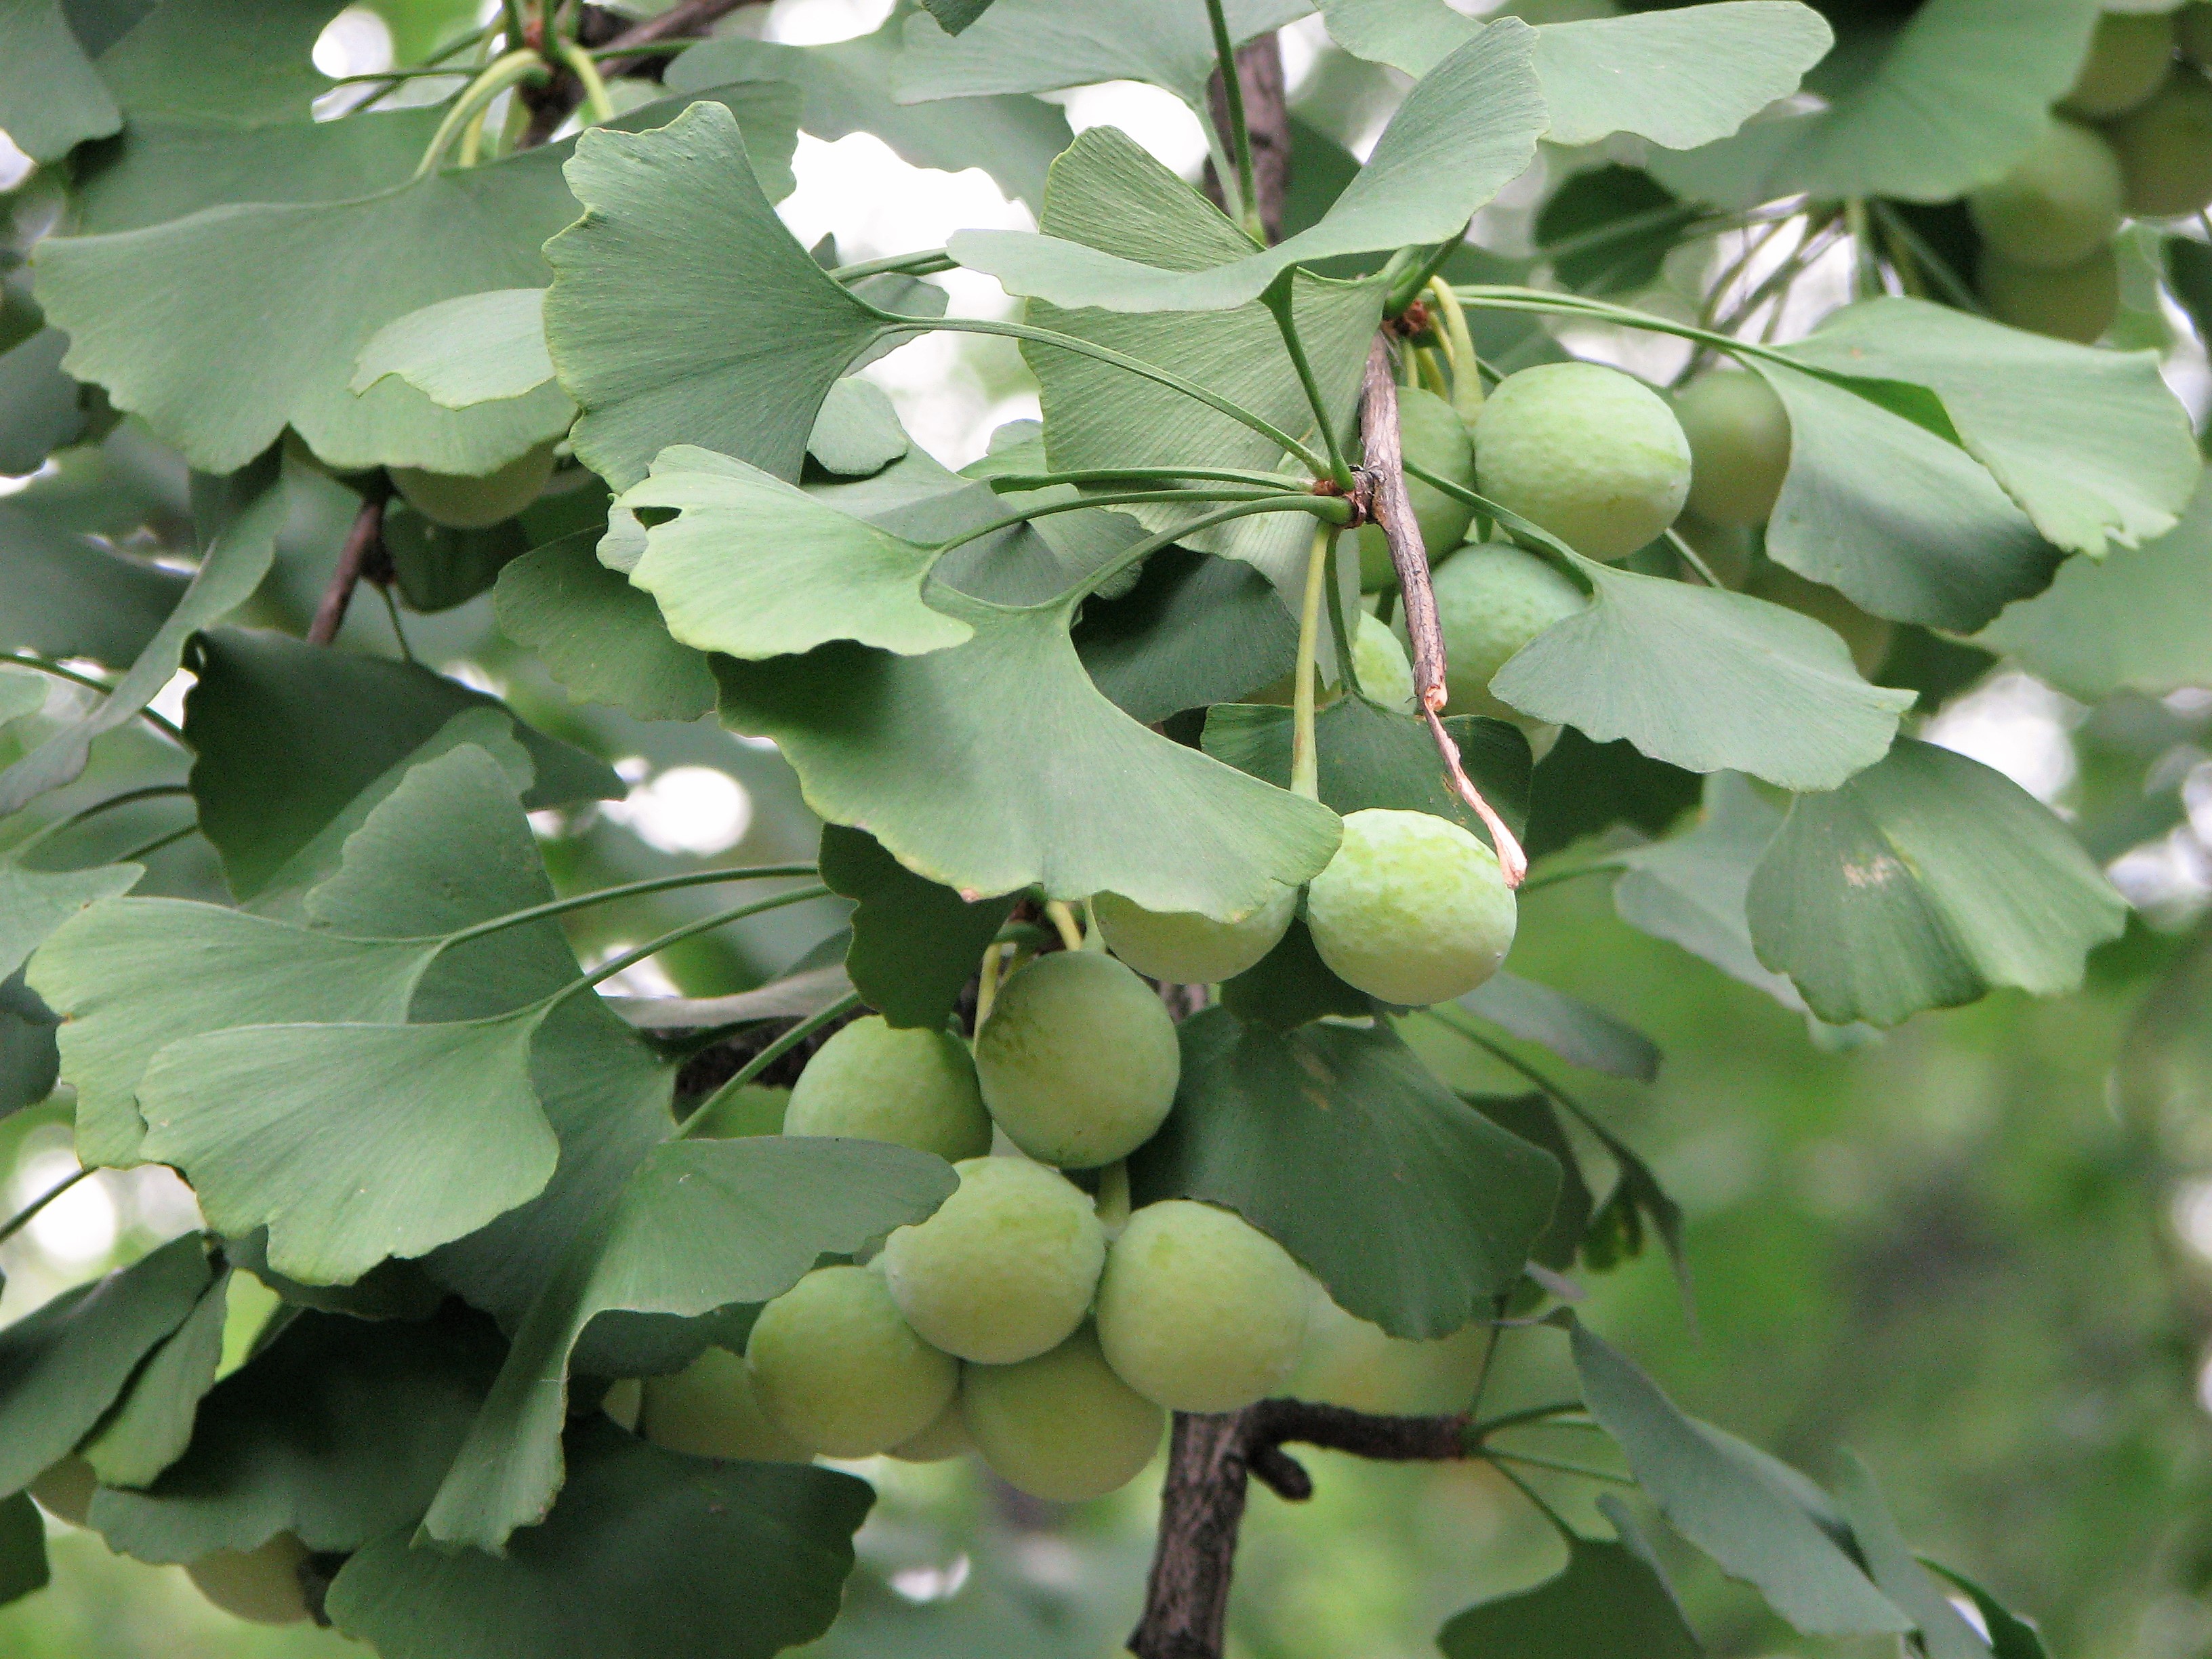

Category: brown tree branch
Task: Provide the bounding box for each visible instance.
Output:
[1357,336,1528,886]
[1131,1401,1477,1659]
[518,0,764,148]
[1202,33,1291,243]
[306,487,390,647]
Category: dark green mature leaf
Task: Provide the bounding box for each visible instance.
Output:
[0,1492,47,1607]
[1490,556,1910,791]
[1982,467,2212,700]
[1568,1320,1910,1636]
[424,1136,954,1551]
[918,0,994,33]
[716,586,1343,921]
[2168,237,2212,346]
[0,327,85,474]
[1832,1453,1992,1659]
[1130,1008,1560,1338]
[1074,546,1298,722]
[183,626,618,899]
[1217,918,1376,1031]
[1523,729,1702,861]
[0,451,286,815]
[81,1268,230,1488]
[221,1231,443,1324]
[1464,1093,1591,1271]
[0,972,60,1118]
[379,504,528,614]
[1460,972,1660,1084]
[545,100,893,491]
[0,1233,212,1498]
[0,0,121,161]
[669,19,1071,209]
[819,824,1015,1031]
[1202,696,1532,848]
[493,534,716,723]
[1747,358,2059,632]
[1319,0,1832,150]
[1782,298,2196,558]
[1746,740,2128,1027]
[1438,1508,1700,1658]
[617,447,973,659]
[335,1419,869,1659]
[94,0,338,127]
[1536,167,1700,296]
[89,1302,506,1561]
[0,506,189,667]
[0,857,140,985]
[951,28,1545,312]
[1922,1562,2050,1659]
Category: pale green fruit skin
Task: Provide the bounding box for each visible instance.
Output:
[745,1264,958,1458]
[1094,887,1295,985]
[2064,10,2176,118]
[1356,385,1476,588]
[1750,563,1893,679]
[1675,371,1791,530]
[882,1156,1107,1364]
[1351,612,1416,710]
[390,438,559,530]
[2186,1,2212,66]
[2109,66,2212,217]
[964,1324,1165,1501]
[640,1345,812,1462]
[29,1455,96,1526]
[1967,119,2124,266]
[890,1395,972,1462]
[1420,542,1586,720]
[1305,808,1517,1006]
[1095,1200,1309,1413]
[782,1015,990,1162]
[1474,362,1691,562]
[186,1534,312,1624]
[1977,245,2120,344]
[1288,1282,1490,1415]
[601,1376,642,1431]
[974,951,1180,1167]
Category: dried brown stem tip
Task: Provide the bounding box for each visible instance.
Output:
[1357,336,1529,887]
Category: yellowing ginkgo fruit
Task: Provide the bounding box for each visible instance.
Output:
[1093,888,1296,986]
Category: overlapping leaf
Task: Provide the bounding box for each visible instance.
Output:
[1832,1454,1995,1659]
[0,327,85,475]
[1460,972,1660,1084]
[1437,1502,1700,1658]
[0,506,189,668]
[354,288,556,411]
[0,972,60,1119]
[819,824,1015,1030]
[1073,546,1298,722]
[0,0,121,161]
[80,1267,231,1489]
[493,534,717,724]
[94,0,340,127]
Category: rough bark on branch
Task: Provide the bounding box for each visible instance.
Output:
[1202,33,1291,243]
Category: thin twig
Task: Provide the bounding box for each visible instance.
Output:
[306,489,390,647]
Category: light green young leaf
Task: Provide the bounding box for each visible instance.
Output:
[1981,469,2212,700]
[493,534,717,724]
[716,585,1343,920]
[1782,298,2196,558]
[0,0,122,161]
[422,1136,954,1551]
[951,27,1545,312]
[545,100,897,491]
[1437,1505,1700,1658]
[337,1420,870,1659]
[79,1269,232,1490]
[1130,1008,1560,1338]
[352,287,558,411]
[897,0,1311,112]
[1746,739,2127,1027]
[808,377,909,478]
[1490,555,1910,792]
[0,453,287,816]
[1319,1,1833,149]
[0,1233,213,1498]
[617,446,972,659]
[1569,1319,1911,1636]
[1832,1453,1994,1659]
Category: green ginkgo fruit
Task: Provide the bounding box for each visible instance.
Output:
[1356,385,1477,588]
[745,1264,958,1458]
[2108,66,2212,218]
[1422,541,1587,720]
[639,1345,813,1463]
[1094,1200,1309,1413]
[1977,245,2121,344]
[974,951,1180,1167]
[2185,1,2212,66]
[890,1395,972,1462]
[1675,370,1793,530]
[1351,611,1416,710]
[1304,808,1517,1006]
[1094,886,1296,986]
[2063,9,2176,119]
[963,1324,1165,1501]
[781,1015,991,1162]
[1473,361,1692,560]
[389,438,560,530]
[28,1456,96,1527]
[1967,118,2125,266]
[881,1156,1108,1364]
[185,1534,313,1624]
[1287,1279,1491,1415]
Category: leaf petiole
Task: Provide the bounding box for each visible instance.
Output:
[552,884,835,1012]
[1203,0,1261,241]
[551,35,617,125]
[0,1167,94,1249]
[1262,279,1357,491]
[1290,524,1333,802]
[1050,494,1350,611]
[2,654,186,744]
[412,49,550,179]
[438,864,823,952]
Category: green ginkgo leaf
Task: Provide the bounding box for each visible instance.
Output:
[1832,1454,1995,1659]
[353,288,557,411]
[0,859,142,986]
[615,447,973,659]
[0,0,121,161]
[0,506,190,670]
[0,1493,45,1608]
[1437,1504,1701,1658]
[93,0,339,128]
[79,1269,232,1492]
[492,534,718,724]
[950,27,1546,312]
[819,824,1017,1031]
[0,327,85,476]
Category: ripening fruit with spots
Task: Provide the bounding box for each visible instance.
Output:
[389,438,559,530]
[1357,385,1476,588]
[1967,119,2124,268]
[1422,541,1587,721]
[744,1264,958,1457]
[1473,362,1692,561]
[1094,1200,1309,1413]
[781,1015,991,1162]
[638,1345,812,1463]
[963,1324,1166,1500]
[1303,809,1517,1007]
[974,950,1179,1167]
[881,1155,1107,1364]
[185,1534,313,1624]
[1675,370,1792,531]
[1094,886,1296,986]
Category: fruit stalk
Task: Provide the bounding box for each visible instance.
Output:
[1357,337,1529,886]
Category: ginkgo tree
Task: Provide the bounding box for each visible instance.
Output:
[0,0,2206,1654]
